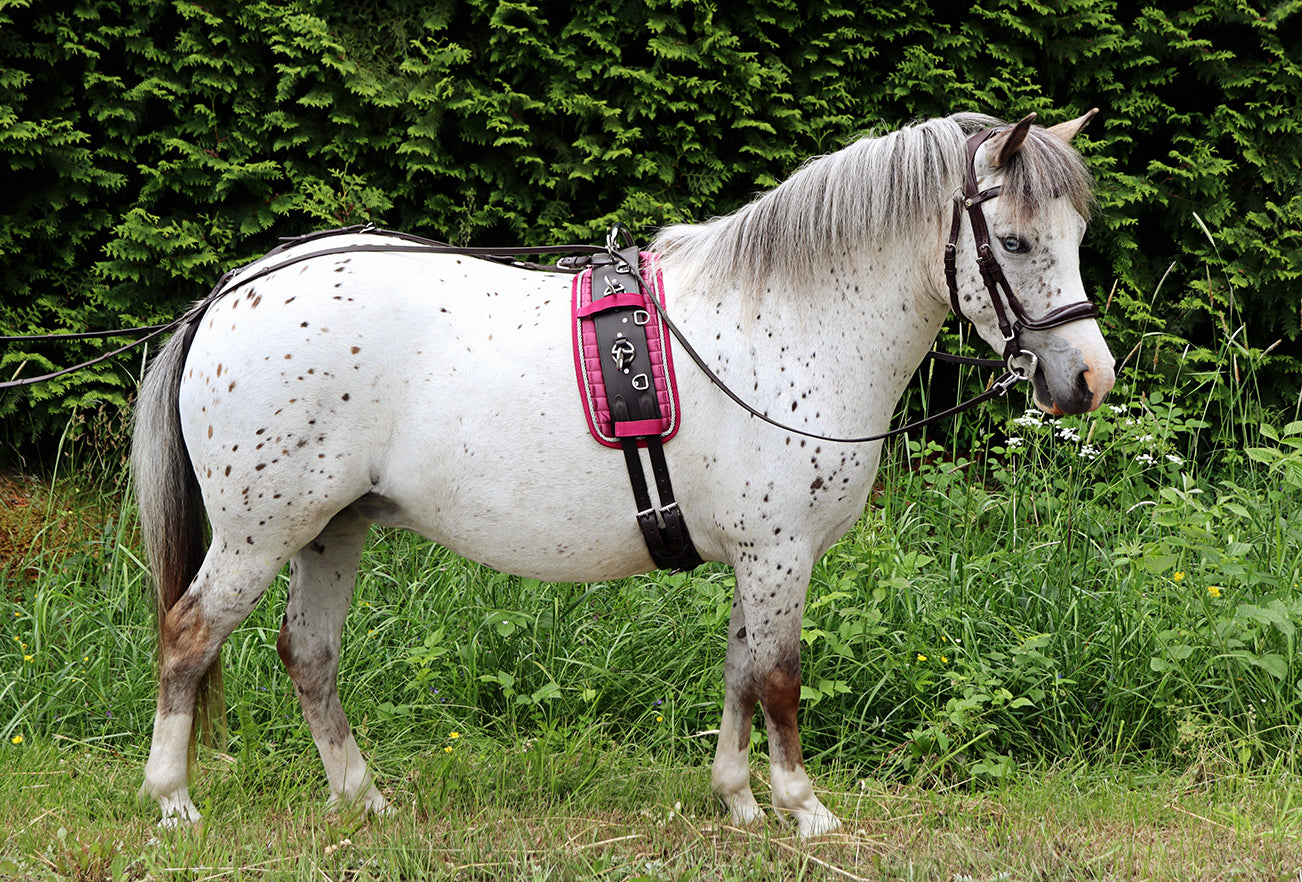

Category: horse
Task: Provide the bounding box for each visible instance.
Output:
[132,109,1114,835]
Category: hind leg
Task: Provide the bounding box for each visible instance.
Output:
[141,544,285,826]
[275,508,387,814]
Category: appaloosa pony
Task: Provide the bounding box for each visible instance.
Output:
[133,109,1113,834]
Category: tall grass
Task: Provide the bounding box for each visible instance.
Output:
[1,319,1299,804]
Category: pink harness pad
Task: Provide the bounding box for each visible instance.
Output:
[571,253,683,448]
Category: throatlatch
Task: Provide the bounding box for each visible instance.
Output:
[575,226,703,572]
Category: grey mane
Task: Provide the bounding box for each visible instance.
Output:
[653,113,1094,292]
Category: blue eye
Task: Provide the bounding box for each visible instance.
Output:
[1001,235,1028,254]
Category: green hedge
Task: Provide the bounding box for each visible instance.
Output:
[2,0,1299,455]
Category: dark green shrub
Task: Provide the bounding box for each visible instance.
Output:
[2,0,1298,457]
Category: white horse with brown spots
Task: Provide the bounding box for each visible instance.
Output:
[133,110,1113,835]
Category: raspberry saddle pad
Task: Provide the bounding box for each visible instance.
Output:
[570,252,684,448]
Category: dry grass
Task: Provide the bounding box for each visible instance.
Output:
[5,741,1302,881]
[1,472,47,584]
[0,472,121,587]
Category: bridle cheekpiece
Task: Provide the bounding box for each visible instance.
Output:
[944,127,1099,385]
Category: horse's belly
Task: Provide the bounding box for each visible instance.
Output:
[179,252,663,580]
[366,392,662,580]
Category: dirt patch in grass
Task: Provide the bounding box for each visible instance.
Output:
[1,472,50,585]
[0,473,121,588]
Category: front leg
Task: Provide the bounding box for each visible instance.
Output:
[712,587,763,825]
[737,556,841,837]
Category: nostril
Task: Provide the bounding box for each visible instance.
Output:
[1074,368,1092,400]
[1077,365,1113,412]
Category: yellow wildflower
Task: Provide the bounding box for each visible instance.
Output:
[656,715,664,723]
[916,654,928,662]
[1207,585,1222,598]
[23,655,32,663]
[10,735,21,745]
[1173,571,1185,582]
[444,746,453,753]
[448,731,461,739]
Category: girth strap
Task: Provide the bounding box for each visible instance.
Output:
[612,396,702,572]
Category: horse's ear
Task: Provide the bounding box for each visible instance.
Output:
[1047,107,1099,143]
[992,112,1036,168]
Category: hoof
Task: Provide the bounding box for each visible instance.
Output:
[729,800,766,827]
[156,799,202,829]
[792,805,842,838]
[717,789,765,827]
[327,787,391,817]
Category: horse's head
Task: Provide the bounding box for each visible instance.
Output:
[948,110,1115,416]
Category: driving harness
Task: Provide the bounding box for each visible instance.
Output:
[0,123,1102,574]
[573,228,702,571]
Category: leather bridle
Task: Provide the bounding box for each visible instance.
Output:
[943,127,1098,387]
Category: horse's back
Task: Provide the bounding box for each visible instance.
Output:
[179,243,661,579]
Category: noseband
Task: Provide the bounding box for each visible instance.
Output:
[944,127,1098,382]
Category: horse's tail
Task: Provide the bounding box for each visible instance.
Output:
[132,321,225,747]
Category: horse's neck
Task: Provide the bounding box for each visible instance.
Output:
[670,252,950,439]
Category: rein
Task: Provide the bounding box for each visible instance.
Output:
[626,126,1102,445]
[2,124,1098,446]
[0,229,605,391]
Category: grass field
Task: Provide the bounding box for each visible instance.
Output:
[2,360,1301,879]
[7,741,1302,880]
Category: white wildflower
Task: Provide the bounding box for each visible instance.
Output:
[1055,425,1080,442]
[1005,436,1024,450]
[1012,410,1043,428]
[1135,453,1156,465]
[1079,444,1099,459]
[1166,454,1185,465]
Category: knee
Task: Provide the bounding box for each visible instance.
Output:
[757,653,801,717]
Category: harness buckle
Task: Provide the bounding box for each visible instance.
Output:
[606,223,636,274]
[992,372,1022,395]
[611,337,636,370]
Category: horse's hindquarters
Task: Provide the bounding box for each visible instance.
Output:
[179,250,661,581]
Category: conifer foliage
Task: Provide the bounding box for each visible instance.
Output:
[1,0,1298,449]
